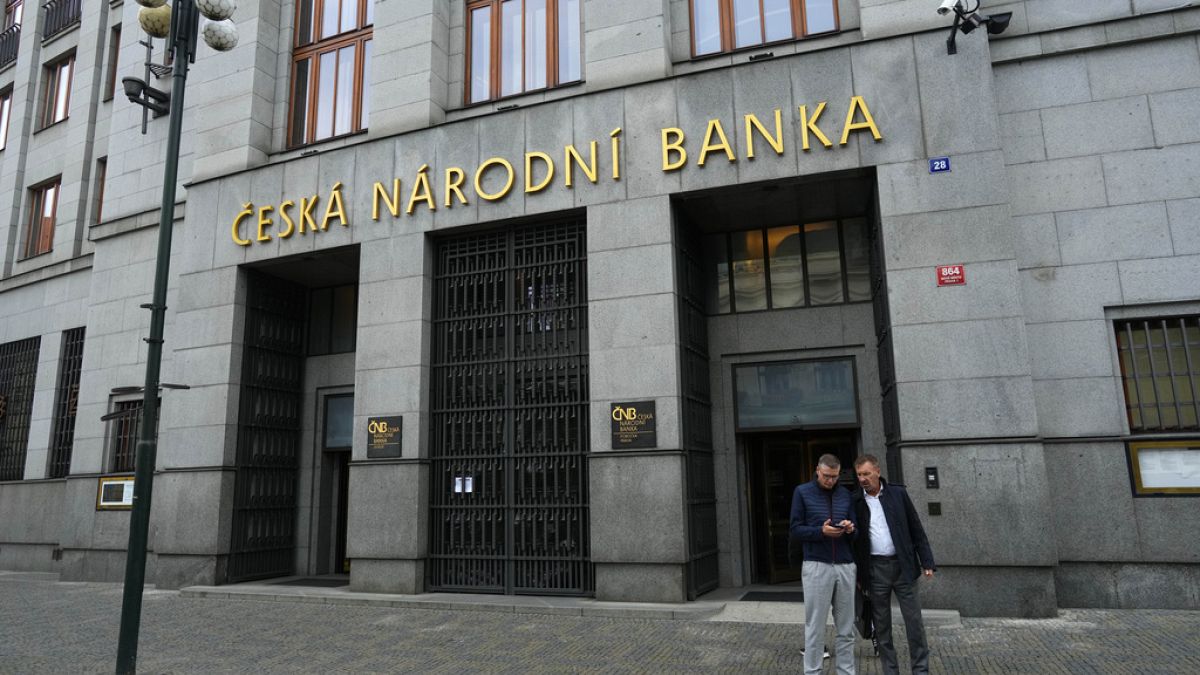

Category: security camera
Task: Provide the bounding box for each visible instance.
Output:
[937,0,961,15]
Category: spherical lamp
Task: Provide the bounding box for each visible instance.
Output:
[138,4,172,38]
[195,0,235,21]
[202,19,239,51]
[135,0,167,8]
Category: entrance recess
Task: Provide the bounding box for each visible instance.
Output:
[746,431,857,584]
[429,220,592,595]
[228,272,307,582]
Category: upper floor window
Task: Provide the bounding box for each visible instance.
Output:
[288,0,372,147]
[40,52,73,128]
[23,177,59,259]
[465,0,581,105]
[691,0,837,56]
[103,25,120,102]
[0,88,11,149]
[1116,316,1200,432]
[705,218,870,314]
[3,0,21,28]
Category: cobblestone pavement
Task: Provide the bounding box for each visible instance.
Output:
[2,575,1199,674]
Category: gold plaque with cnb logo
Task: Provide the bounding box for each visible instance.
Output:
[366,416,402,458]
[611,401,656,450]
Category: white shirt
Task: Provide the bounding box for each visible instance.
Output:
[865,486,897,556]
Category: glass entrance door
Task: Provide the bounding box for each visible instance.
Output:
[747,430,857,584]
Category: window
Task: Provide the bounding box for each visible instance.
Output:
[705,218,870,314]
[690,0,837,56]
[0,89,11,150]
[1116,316,1200,432]
[48,327,84,478]
[308,283,358,355]
[734,358,858,430]
[3,0,21,28]
[0,336,41,482]
[94,157,107,224]
[103,25,120,102]
[106,397,159,473]
[23,178,60,259]
[288,0,372,147]
[465,0,581,104]
[41,53,73,128]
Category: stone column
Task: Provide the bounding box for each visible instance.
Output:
[868,33,1056,616]
[587,195,689,602]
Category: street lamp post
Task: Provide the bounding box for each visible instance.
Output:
[115,0,237,672]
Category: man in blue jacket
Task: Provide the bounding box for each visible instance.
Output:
[790,453,858,675]
[852,454,936,675]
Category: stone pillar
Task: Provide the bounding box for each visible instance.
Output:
[346,230,431,593]
[368,0,448,137]
[869,33,1056,616]
[189,0,281,180]
[587,195,689,602]
[582,0,672,91]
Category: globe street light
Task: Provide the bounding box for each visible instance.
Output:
[115,0,238,672]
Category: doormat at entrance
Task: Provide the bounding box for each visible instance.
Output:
[739,591,804,602]
[271,578,349,588]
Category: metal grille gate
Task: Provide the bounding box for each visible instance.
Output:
[675,225,720,599]
[228,272,306,582]
[430,220,592,595]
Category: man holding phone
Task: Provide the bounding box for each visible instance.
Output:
[790,454,858,675]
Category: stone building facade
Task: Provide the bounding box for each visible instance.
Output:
[0,0,1198,617]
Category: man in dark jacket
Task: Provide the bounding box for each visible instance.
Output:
[852,454,936,675]
[790,453,858,675]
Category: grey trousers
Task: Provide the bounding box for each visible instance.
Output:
[869,557,929,675]
[802,560,857,675]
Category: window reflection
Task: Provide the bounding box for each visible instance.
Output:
[731,230,768,312]
[804,221,844,305]
[735,359,858,429]
[692,0,722,55]
[470,6,492,104]
[842,218,871,302]
[768,226,803,309]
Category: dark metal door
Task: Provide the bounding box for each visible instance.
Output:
[227,272,306,583]
[430,220,592,595]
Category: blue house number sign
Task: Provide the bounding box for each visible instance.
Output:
[929,157,951,173]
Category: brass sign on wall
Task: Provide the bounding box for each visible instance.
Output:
[611,401,657,450]
[366,416,402,458]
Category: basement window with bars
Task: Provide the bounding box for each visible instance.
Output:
[47,327,84,478]
[0,336,40,481]
[106,397,159,474]
[1116,316,1200,432]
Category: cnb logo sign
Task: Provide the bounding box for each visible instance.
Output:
[367,419,393,434]
[612,405,641,422]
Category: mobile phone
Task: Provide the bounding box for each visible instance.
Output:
[829,522,845,530]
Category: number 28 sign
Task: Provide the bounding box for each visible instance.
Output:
[937,264,965,286]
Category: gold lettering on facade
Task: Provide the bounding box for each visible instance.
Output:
[564,142,598,187]
[525,152,555,193]
[407,165,436,214]
[444,168,468,207]
[231,203,253,246]
[799,102,833,150]
[744,109,784,159]
[373,179,401,220]
[698,118,736,166]
[610,128,622,180]
[298,196,319,234]
[474,157,515,201]
[256,205,274,242]
[278,200,296,238]
[840,95,883,145]
[321,182,349,230]
[661,128,686,171]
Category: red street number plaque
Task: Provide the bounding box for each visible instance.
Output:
[937,264,965,286]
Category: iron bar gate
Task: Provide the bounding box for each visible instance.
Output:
[228,272,306,582]
[0,337,40,481]
[675,225,720,598]
[430,220,592,595]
